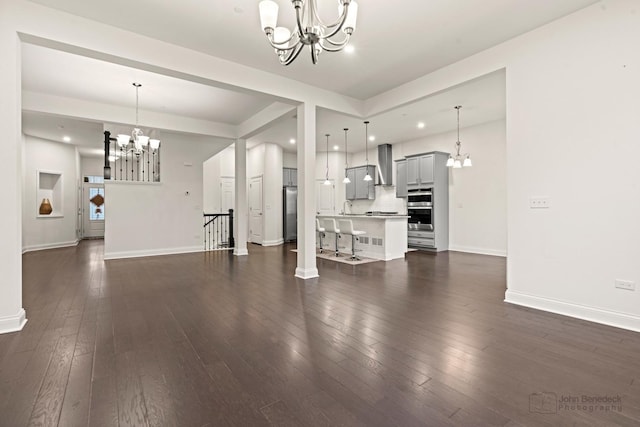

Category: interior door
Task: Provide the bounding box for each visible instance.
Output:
[82,182,105,238]
[316,180,335,215]
[220,177,235,213]
[249,176,263,244]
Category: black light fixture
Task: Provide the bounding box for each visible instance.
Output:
[363,121,372,181]
[342,128,351,184]
[323,134,332,186]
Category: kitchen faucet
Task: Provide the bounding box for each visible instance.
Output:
[342,200,352,215]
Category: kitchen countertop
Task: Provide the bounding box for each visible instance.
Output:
[317,214,409,219]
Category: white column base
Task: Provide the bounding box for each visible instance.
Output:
[233,248,249,256]
[295,267,319,280]
[0,308,27,334]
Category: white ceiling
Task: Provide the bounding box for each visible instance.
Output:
[20,0,598,156]
[251,70,506,153]
[27,0,599,99]
[21,43,277,125]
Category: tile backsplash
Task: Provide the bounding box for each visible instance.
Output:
[348,186,406,214]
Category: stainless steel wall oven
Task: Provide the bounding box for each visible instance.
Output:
[407,189,433,231]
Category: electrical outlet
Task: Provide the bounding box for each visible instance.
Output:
[529,197,551,209]
[615,280,636,291]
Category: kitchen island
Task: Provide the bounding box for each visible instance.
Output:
[317,214,408,261]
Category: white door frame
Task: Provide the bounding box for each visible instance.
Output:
[249,175,263,244]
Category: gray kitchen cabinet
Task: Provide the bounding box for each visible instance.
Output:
[283,167,297,186]
[406,154,433,188]
[345,165,375,200]
[396,159,408,198]
[345,168,356,200]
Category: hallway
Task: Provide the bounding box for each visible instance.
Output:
[0,241,638,426]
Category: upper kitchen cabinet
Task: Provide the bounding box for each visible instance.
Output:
[345,165,376,200]
[283,167,297,186]
[396,159,408,198]
[405,152,448,190]
[406,154,433,187]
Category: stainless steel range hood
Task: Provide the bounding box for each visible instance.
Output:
[377,144,393,186]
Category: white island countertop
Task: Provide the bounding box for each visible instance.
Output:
[317,214,408,261]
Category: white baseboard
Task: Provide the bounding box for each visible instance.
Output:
[262,239,285,247]
[449,245,507,257]
[0,308,27,334]
[505,290,640,333]
[233,248,249,256]
[22,239,79,254]
[104,246,202,260]
[295,267,319,280]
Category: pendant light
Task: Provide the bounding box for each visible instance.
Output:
[342,128,351,184]
[446,105,472,168]
[323,134,332,186]
[363,121,372,181]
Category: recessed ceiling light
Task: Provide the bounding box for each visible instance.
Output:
[369,136,375,142]
[289,138,296,144]
[63,136,71,142]
[333,145,339,150]
[344,45,355,54]
[417,122,425,129]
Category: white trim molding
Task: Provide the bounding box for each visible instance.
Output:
[295,267,319,280]
[0,308,28,334]
[104,246,202,260]
[505,290,640,333]
[22,239,79,254]
[449,245,507,257]
[233,248,249,256]
[262,239,285,247]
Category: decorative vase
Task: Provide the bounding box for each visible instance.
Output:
[39,198,53,215]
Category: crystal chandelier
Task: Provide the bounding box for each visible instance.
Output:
[117,83,160,153]
[258,0,358,65]
[446,105,472,168]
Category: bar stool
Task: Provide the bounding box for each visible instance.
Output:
[316,219,326,253]
[323,218,341,257]
[338,219,366,261]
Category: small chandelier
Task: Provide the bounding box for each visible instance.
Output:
[117,83,160,153]
[342,128,351,184]
[446,105,472,168]
[324,134,332,186]
[258,0,358,65]
[363,121,372,181]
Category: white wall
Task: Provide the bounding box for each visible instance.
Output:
[203,146,234,212]
[345,120,507,256]
[80,156,103,177]
[315,150,349,214]
[263,143,283,245]
[283,151,296,168]
[501,2,640,330]
[104,133,227,259]
[399,120,506,255]
[247,143,283,245]
[22,135,79,252]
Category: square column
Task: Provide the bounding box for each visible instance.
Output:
[295,103,319,279]
[0,15,27,333]
[233,139,248,256]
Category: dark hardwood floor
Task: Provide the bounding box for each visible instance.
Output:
[1,240,638,426]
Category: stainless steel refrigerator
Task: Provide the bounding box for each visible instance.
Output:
[283,186,297,242]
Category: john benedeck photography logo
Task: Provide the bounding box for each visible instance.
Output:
[530,392,623,414]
